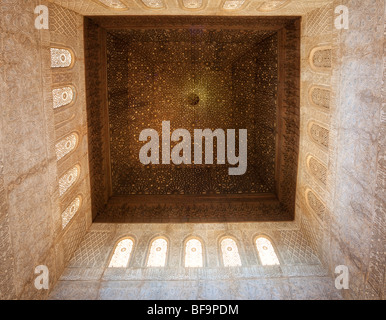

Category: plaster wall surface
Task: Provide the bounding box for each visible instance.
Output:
[49,222,342,300]
[0,1,92,299]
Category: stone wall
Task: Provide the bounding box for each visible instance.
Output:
[0,1,92,299]
[295,0,335,284]
[296,0,385,300]
[49,222,342,300]
[327,0,385,300]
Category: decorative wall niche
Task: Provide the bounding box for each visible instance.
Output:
[305,188,326,223]
[308,121,329,149]
[55,132,79,161]
[309,46,332,72]
[61,196,82,229]
[309,85,331,110]
[52,86,76,109]
[59,164,81,197]
[51,47,74,69]
[306,155,327,187]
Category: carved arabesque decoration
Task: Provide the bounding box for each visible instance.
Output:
[62,214,87,263]
[308,122,329,149]
[257,1,291,12]
[62,196,82,229]
[222,0,246,10]
[50,3,78,36]
[220,238,242,267]
[53,86,75,109]
[307,155,327,186]
[309,85,331,110]
[185,238,204,267]
[305,189,326,222]
[51,48,73,68]
[95,0,128,9]
[107,28,279,196]
[59,165,80,197]
[181,0,204,10]
[56,132,79,160]
[310,46,332,71]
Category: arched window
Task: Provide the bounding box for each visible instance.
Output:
[220,238,242,267]
[147,238,168,267]
[59,165,80,196]
[56,133,79,161]
[255,237,280,266]
[51,48,73,68]
[108,238,134,267]
[61,196,81,229]
[184,238,203,267]
[53,87,75,109]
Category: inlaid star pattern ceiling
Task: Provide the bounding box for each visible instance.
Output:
[106,26,279,195]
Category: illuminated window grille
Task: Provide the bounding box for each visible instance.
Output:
[108,238,134,267]
[255,237,280,266]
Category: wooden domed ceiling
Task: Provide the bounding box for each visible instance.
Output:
[84,15,301,222]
